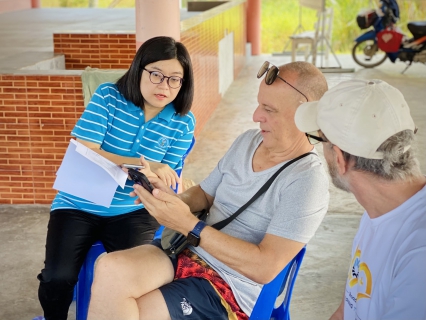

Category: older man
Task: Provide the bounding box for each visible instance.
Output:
[295,79,426,320]
[87,61,330,320]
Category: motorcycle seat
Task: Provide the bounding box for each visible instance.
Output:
[407,21,426,39]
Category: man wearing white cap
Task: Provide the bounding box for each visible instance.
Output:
[295,79,426,320]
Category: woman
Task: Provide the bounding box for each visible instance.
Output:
[37,36,195,320]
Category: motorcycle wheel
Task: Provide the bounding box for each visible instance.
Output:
[352,39,387,68]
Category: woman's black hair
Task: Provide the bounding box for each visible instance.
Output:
[116,36,194,115]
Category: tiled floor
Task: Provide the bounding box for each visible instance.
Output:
[0,8,426,320]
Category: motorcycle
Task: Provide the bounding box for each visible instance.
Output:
[352,0,426,72]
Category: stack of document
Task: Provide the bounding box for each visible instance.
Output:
[53,139,128,207]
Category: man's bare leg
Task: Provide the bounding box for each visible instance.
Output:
[87,244,174,320]
[137,289,171,320]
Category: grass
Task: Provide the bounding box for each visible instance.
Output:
[41,0,426,53]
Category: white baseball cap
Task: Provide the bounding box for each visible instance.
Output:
[295,79,416,159]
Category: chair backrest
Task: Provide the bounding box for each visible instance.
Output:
[80,67,126,107]
[299,0,324,11]
[174,136,196,179]
[291,2,333,46]
[291,0,325,36]
[314,7,334,43]
[249,247,306,320]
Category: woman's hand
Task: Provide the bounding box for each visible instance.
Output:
[137,156,156,178]
[147,159,180,190]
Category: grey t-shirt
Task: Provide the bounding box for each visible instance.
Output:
[192,129,329,315]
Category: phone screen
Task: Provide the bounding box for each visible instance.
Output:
[127,169,154,192]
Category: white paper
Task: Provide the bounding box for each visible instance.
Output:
[53,139,128,207]
[72,139,127,188]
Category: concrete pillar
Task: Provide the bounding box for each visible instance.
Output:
[247,0,261,55]
[135,0,180,51]
[31,0,41,8]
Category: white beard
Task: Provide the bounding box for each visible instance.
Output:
[327,157,351,192]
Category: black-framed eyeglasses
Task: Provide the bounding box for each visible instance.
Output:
[306,132,326,145]
[257,61,309,102]
[143,68,184,89]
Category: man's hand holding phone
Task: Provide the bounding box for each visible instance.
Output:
[131,176,193,233]
[130,176,177,205]
[127,169,154,193]
[122,156,180,190]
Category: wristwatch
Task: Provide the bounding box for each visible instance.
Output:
[187,221,207,247]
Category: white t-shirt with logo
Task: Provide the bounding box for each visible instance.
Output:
[344,184,426,320]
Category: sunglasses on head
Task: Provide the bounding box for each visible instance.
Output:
[257,61,309,102]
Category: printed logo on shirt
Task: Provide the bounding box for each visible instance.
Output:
[157,137,169,149]
[348,246,372,300]
[180,298,193,316]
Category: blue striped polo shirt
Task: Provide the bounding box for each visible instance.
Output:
[51,82,195,216]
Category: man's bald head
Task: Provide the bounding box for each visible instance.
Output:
[279,61,328,102]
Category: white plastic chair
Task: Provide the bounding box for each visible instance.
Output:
[290,7,334,66]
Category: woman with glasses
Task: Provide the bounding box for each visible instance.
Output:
[37,36,195,320]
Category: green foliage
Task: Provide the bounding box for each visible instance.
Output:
[261,0,316,53]
[97,0,135,8]
[261,0,426,54]
[43,0,90,7]
[328,0,370,53]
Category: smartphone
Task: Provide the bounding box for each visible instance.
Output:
[127,168,154,193]
[122,164,145,170]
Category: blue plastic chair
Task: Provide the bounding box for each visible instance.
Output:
[75,241,106,320]
[74,137,196,320]
[250,247,306,320]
